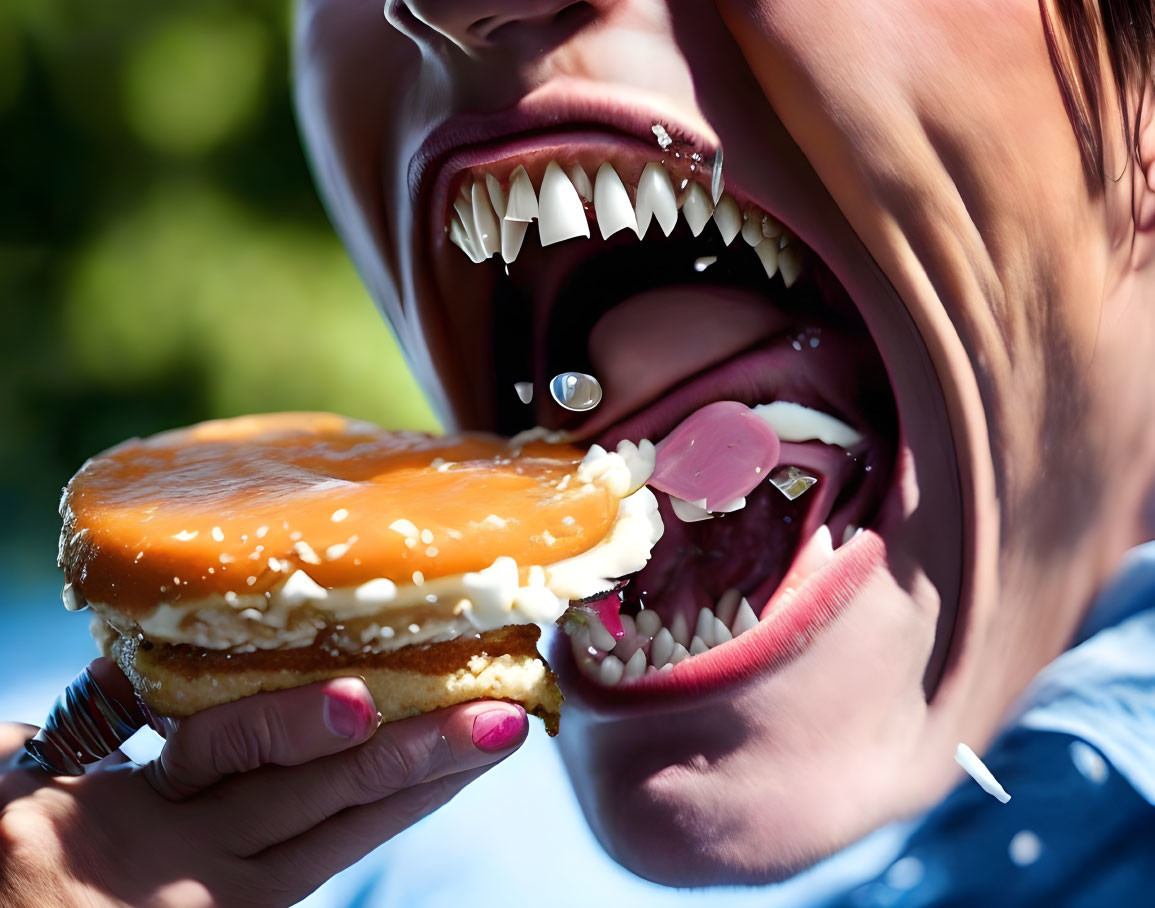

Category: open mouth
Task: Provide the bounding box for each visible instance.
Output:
[421,115,951,712]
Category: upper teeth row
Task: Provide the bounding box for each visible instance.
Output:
[446,159,803,286]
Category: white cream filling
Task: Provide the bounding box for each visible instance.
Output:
[753,401,863,448]
[90,440,663,653]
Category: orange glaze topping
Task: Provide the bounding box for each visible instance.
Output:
[60,413,618,616]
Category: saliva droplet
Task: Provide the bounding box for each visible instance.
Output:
[550,372,603,411]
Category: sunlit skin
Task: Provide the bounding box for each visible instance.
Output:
[294,0,1155,886]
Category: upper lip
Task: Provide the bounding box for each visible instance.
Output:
[410,85,720,211]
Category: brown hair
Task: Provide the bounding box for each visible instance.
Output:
[1041,0,1155,186]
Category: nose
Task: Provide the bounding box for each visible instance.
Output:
[388,0,597,53]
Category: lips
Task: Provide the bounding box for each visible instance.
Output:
[414,100,964,716]
[551,319,896,699]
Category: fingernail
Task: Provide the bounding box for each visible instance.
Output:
[472,705,527,753]
[322,682,375,739]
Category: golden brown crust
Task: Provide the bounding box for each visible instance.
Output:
[105,624,562,735]
[61,412,612,616]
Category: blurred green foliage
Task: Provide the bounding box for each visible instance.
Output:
[0,0,438,568]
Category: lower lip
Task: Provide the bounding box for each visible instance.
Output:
[552,528,888,715]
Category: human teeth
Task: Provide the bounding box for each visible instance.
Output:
[712,194,742,245]
[505,165,538,221]
[485,174,507,218]
[731,597,759,635]
[514,382,533,404]
[742,210,764,246]
[650,626,674,666]
[753,238,779,280]
[449,216,484,263]
[694,606,716,647]
[843,524,862,546]
[635,162,678,238]
[712,616,732,644]
[600,654,625,685]
[453,195,486,262]
[710,146,724,204]
[689,635,709,656]
[814,524,835,559]
[753,401,864,447]
[669,642,690,665]
[768,465,819,500]
[501,220,528,263]
[780,244,802,287]
[670,612,690,648]
[594,162,639,240]
[567,163,593,203]
[585,611,618,652]
[636,608,662,638]
[471,182,501,258]
[669,495,713,523]
[715,588,741,627]
[624,648,647,680]
[791,525,836,579]
[453,187,472,222]
[450,157,814,293]
[538,161,590,246]
[680,182,714,237]
[618,613,636,637]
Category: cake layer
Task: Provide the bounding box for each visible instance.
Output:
[102,622,564,735]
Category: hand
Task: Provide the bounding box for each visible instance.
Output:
[0,659,528,907]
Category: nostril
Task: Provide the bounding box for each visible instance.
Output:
[551,1,595,28]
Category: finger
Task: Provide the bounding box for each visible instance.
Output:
[144,677,377,800]
[0,723,38,758]
[0,724,42,793]
[256,764,491,900]
[211,701,527,857]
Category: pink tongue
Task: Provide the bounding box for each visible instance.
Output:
[648,401,781,511]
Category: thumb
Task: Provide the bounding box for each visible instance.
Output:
[145,678,378,800]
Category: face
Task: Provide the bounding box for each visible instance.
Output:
[294,0,1155,885]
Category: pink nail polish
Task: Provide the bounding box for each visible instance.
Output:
[323,687,375,738]
[472,706,527,752]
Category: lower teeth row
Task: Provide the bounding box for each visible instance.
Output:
[570,586,761,686]
[570,519,859,686]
